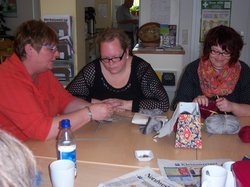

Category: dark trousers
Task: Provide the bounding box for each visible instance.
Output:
[125,31,134,50]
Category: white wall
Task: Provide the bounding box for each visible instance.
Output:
[230,0,250,64]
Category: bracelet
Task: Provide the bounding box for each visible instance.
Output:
[86,106,93,121]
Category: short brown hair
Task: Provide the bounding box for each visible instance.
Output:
[202,25,243,66]
[14,19,58,60]
[96,28,131,52]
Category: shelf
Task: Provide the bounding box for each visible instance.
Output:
[132,43,185,55]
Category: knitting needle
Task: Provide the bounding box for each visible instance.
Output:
[199,107,218,115]
[216,95,227,115]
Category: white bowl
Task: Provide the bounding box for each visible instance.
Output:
[135,150,154,161]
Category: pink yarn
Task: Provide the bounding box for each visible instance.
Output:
[238,126,250,143]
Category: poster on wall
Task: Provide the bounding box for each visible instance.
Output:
[200,1,231,42]
[0,0,17,17]
[151,0,170,24]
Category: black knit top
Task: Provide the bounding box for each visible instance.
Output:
[66,55,169,112]
[171,59,250,110]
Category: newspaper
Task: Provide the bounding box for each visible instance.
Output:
[157,159,231,187]
[98,167,182,187]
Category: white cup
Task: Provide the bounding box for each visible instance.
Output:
[223,161,236,187]
[50,160,75,187]
[201,165,227,187]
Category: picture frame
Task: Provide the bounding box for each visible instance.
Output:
[0,0,17,18]
[200,1,231,42]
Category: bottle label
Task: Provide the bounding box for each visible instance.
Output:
[58,145,77,175]
[58,145,76,163]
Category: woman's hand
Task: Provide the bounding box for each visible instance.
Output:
[216,97,232,113]
[102,98,132,112]
[89,103,114,121]
[193,95,209,106]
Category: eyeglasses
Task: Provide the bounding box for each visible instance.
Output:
[42,44,58,52]
[210,49,231,57]
[100,51,125,64]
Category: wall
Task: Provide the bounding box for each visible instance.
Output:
[178,0,194,67]
[40,0,86,74]
[229,0,249,63]
[84,0,95,7]
[5,0,40,36]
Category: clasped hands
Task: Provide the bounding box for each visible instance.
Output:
[91,98,132,120]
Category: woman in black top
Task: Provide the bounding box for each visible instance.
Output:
[172,25,250,116]
[67,28,169,112]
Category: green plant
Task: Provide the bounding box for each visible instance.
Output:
[130,5,139,12]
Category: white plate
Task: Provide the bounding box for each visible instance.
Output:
[135,150,154,161]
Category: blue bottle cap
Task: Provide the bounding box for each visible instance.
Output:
[61,119,71,128]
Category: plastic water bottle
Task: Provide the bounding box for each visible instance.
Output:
[57,119,76,175]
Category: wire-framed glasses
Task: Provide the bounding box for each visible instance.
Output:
[42,44,58,52]
[210,49,231,57]
[100,51,125,64]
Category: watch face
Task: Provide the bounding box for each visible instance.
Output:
[137,22,160,43]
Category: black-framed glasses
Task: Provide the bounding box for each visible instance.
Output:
[42,44,58,53]
[100,51,125,64]
[210,49,231,57]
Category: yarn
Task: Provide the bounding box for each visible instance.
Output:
[139,108,163,116]
[142,117,163,134]
[238,126,250,143]
[139,109,164,134]
[200,100,219,119]
[204,114,240,134]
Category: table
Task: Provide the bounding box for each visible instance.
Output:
[25,113,250,187]
[26,112,196,167]
[197,117,250,160]
[36,156,143,187]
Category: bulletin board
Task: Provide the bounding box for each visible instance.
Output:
[200,1,232,42]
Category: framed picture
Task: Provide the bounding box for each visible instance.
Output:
[0,0,17,17]
[200,1,231,42]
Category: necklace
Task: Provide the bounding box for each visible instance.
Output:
[212,65,224,72]
[210,60,224,71]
